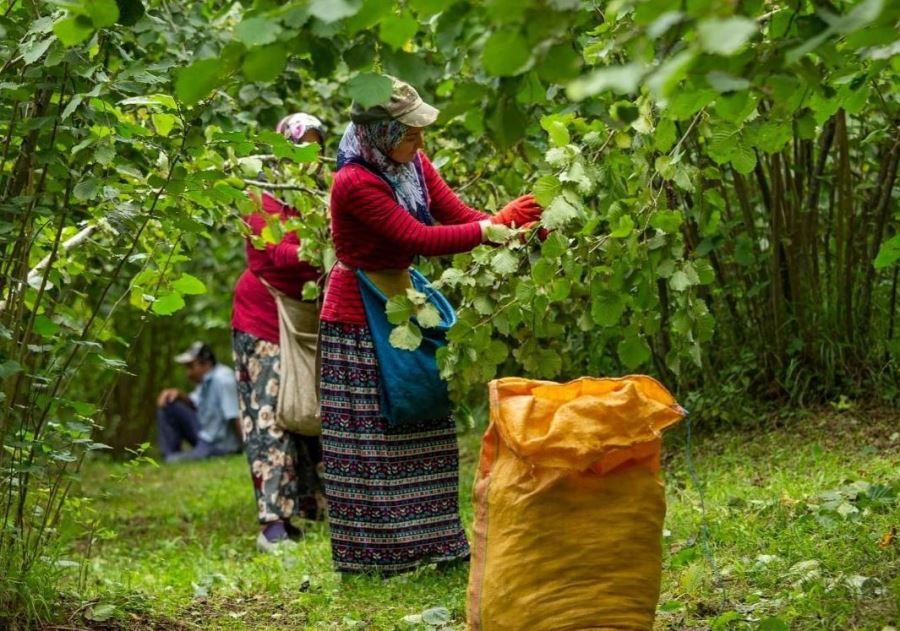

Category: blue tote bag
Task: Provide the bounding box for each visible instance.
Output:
[356,268,456,427]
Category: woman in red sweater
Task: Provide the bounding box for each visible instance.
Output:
[320,78,542,576]
[231,113,326,553]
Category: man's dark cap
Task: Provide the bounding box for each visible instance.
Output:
[174,341,216,365]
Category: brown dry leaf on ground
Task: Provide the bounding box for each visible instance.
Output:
[878,525,896,549]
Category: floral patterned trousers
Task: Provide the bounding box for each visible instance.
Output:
[232,330,324,523]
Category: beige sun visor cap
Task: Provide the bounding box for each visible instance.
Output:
[350,75,440,127]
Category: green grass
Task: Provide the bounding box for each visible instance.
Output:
[52,408,898,630]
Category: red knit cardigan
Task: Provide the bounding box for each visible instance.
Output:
[232,192,320,343]
[320,153,488,324]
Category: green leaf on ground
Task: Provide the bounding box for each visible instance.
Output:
[757,617,790,631]
[711,611,742,629]
[85,603,116,622]
[421,607,450,625]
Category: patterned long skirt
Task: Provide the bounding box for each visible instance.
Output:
[232,330,325,524]
[319,321,470,576]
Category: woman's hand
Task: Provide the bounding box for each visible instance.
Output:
[479,218,547,244]
[479,219,494,242]
[490,194,543,228]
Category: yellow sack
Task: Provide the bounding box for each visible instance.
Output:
[467,376,685,631]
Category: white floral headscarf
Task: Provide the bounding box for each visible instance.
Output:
[276,113,325,144]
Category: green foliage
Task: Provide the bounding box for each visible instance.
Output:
[697,16,758,56]
[482,29,532,77]
[436,0,899,404]
[346,73,393,108]
[379,11,417,50]
[389,321,424,351]
[175,58,227,105]
[53,0,120,46]
[874,234,900,269]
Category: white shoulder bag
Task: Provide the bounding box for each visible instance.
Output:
[258,277,321,436]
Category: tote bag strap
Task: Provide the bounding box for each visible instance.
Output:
[255,273,280,297]
[254,273,320,334]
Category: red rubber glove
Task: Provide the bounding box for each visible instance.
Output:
[490,194,543,227]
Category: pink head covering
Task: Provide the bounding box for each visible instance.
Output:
[275,113,325,144]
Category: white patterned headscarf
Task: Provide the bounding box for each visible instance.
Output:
[336,120,433,225]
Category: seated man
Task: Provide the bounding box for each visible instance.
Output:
[156,342,241,463]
